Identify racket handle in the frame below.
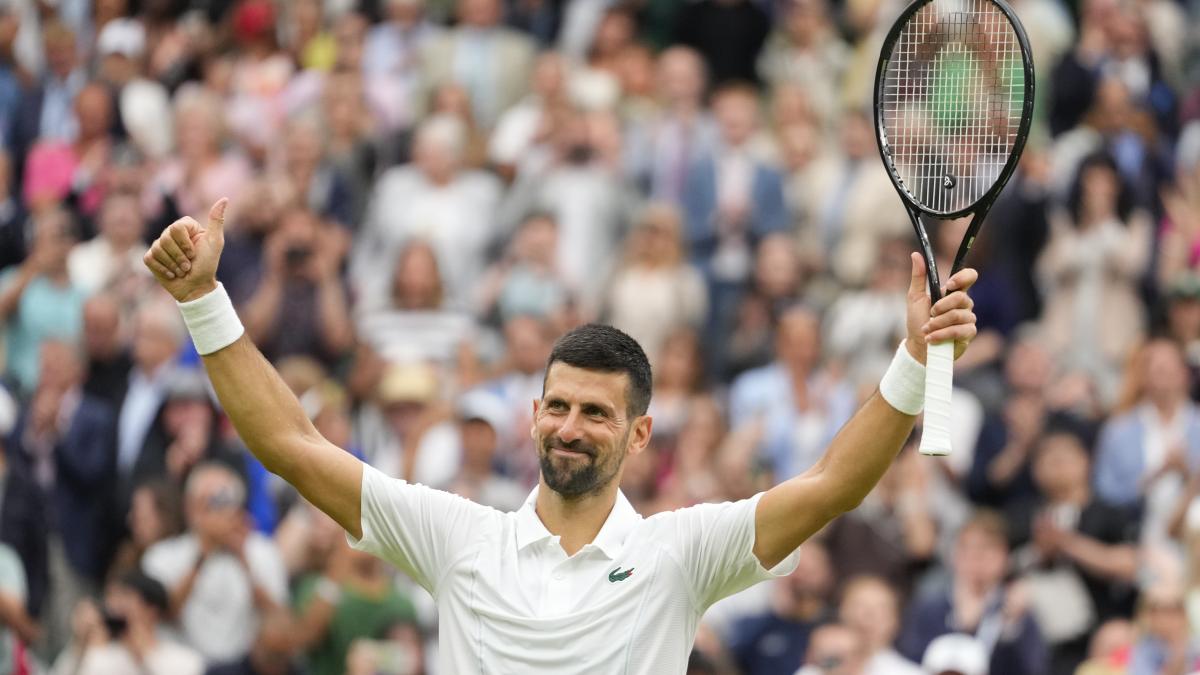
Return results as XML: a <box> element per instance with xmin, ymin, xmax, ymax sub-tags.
<box><xmin>919</xmin><ymin>340</ymin><xmax>955</xmax><ymax>456</ymax></box>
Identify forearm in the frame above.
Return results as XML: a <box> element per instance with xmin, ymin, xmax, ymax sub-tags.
<box><xmin>987</xmin><ymin>442</ymin><xmax>1030</xmax><ymax>488</ymax></box>
<box><xmin>315</xmin><ymin>278</ymin><xmax>354</xmax><ymax>355</ymax></box>
<box><xmin>1060</xmin><ymin>534</ymin><xmax>1137</xmax><ymax>581</ymax></box>
<box><xmin>239</xmin><ymin>274</ymin><xmax>285</xmax><ymax>343</ymax></box>
<box><xmin>199</xmin><ymin>336</ymin><xmax>363</xmax><ymax>535</ymax></box>
<box><xmin>294</xmin><ymin>594</ymin><xmax>338</xmax><ymax>649</ymax></box>
<box><xmin>755</xmin><ymin>393</ymin><xmax>914</xmax><ymax>568</ymax></box>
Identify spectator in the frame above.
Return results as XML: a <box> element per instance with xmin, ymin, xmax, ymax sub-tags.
<box><xmin>726</xmin><ymin>541</ymin><xmax>833</xmax><ymax>675</ymax></box>
<box><xmin>205</xmin><ymin>609</ymin><xmax>303</xmax><ymax>675</ymax></box>
<box><xmin>0</xmin><ymin>207</ymin><xmax>85</xmax><ymax>396</ymax></box>
<box><xmin>142</xmin><ymin>462</ymin><xmax>288</xmax><ymax>664</ymax></box>
<box><xmin>445</xmin><ymin>390</ymin><xmax>527</xmax><ymax>511</ymax></box>
<box><xmin>1126</xmin><ymin>584</ymin><xmax>1200</xmax><ymax>675</ymax></box>
<box><xmin>474</xmin><ymin>213</ymin><xmax>574</xmax><ymax>326</ymax></box>
<box><xmin>1009</xmin><ymin>429</ymin><xmax>1139</xmax><ymax>673</ymax></box>
<box><xmin>794</xmin><ymin>622</ymin><xmax>869</xmax><ymax>675</ymax></box>
<box><xmin>603</xmin><ymin>203</ymin><xmax>707</xmax><ymax>367</ymax></box>
<box><xmin>80</xmin><ymin>293</ymin><xmax>132</xmax><ymax>408</ymax></box>
<box><xmin>363</xmin><ymin>361</ymin><xmax>459</xmax><ymax>487</ymax></box>
<box><xmin>67</xmin><ymin>191</ymin><xmax>151</xmax><ymax>297</ymax></box>
<box><xmin>355</xmin><ymin>240</ymin><xmax>478</xmax><ymax>367</ymax></box>
<box><xmin>1038</xmin><ymin>152</ymin><xmax>1152</xmax><ymax>404</ymax></box>
<box><xmin>292</xmin><ymin>535</ymin><xmax>418</xmax><ymax>675</ymax></box>
<box><xmin>728</xmin><ymin>305</ymin><xmax>855</xmax><ymax>480</ymax></box>
<box><xmin>0</xmin><ymin>426</ymin><xmax>48</xmax><ymax>625</ymax></box>
<box><xmin>1074</xmin><ymin>619</ymin><xmax>1135</xmax><ymax>675</ymax></box>
<box><xmin>756</xmin><ymin>0</ymin><xmax>849</xmax><ymax>129</ymax></box>
<box><xmin>108</xmin><ymin>480</ymin><xmax>185</xmax><ymax>581</ymax></box>
<box><xmin>1093</xmin><ymin>339</ymin><xmax>1200</xmax><ymax>541</ymax></box>
<box><xmin>114</xmin><ymin>304</ymin><xmax>186</xmax><ymax>526</ymax></box>
<box><xmin>237</xmin><ymin>208</ymin><xmax>355</xmax><ymax>366</ymax></box>
<box><xmin>75</xmin><ymin>571</ymin><xmax>203</xmax><ymax>675</ymax></box>
<box><xmin>1161</xmin><ymin>275</ymin><xmax>1200</xmax><ymax>399</ymax></box>
<box><xmin>352</xmin><ymin>114</ymin><xmax>503</xmax><ymax>310</ymax></box>
<box><xmin>921</xmin><ymin>633</ymin><xmax>989</xmax><ymax>675</ymax></box>
<box><xmin>488</xmin><ymin>52</ymin><xmax>569</xmax><ymax>178</ymax></box>
<box><xmin>363</xmin><ymin>0</ymin><xmax>441</xmax><ymax>109</ymax></box>
<box><xmin>624</xmin><ymin>47</ymin><xmax>717</xmax><ymax>204</ymax></box>
<box><xmin>8</xmin><ymin>340</ymin><xmax>114</xmax><ymax>655</ymax></box>
<box><xmin>420</xmin><ymin>0</ymin><xmax>535</xmax><ymax>129</ymax></box>
<box><xmin>838</xmin><ymin>575</ymin><xmax>924</xmax><ymax>675</ymax></box>
<box><xmin>898</xmin><ymin>512</ymin><xmax>1048</xmax><ymax>675</ymax></box>
<box><xmin>11</xmin><ymin>21</ymin><xmax>85</xmax><ymax>173</ymax></box>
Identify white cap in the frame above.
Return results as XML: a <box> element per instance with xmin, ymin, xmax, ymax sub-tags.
<box><xmin>922</xmin><ymin>633</ymin><xmax>988</xmax><ymax>675</ymax></box>
<box><xmin>456</xmin><ymin>389</ymin><xmax>509</xmax><ymax>432</ymax></box>
<box><xmin>97</xmin><ymin>18</ymin><xmax>146</xmax><ymax>58</ymax></box>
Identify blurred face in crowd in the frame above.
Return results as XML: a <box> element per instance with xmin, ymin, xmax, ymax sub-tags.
<box><xmin>99</xmin><ymin>193</ymin><xmax>143</xmax><ymax>248</ymax></box>
<box><xmin>391</xmin><ymin>242</ymin><xmax>443</xmax><ymax>310</ymax></box>
<box><xmin>283</xmin><ymin>116</ymin><xmax>324</xmax><ymax>173</ymax></box>
<box><xmin>1079</xmin><ymin>162</ymin><xmax>1120</xmax><ymax>223</ymax></box>
<box><xmin>505</xmin><ymin>316</ymin><xmax>550</xmax><ymax>375</ymax></box>
<box><xmin>385</xmin><ymin>0</ymin><xmax>425</xmax><ymax>26</ymax></box>
<box><xmin>129</xmin><ymin>484</ymin><xmax>181</xmax><ymax>549</ymax></box>
<box><xmin>413</xmin><ymin>118</ymin><xmax>464</xmax><ymax>184</ymax></box>
<box><xmin>533</xmin><ymin>363</ymin><xmax>651</xmax><ymax>499</ymax></box>
<box><xmin>953</xmin><ymin>521</ymin><xmax>1009</xmax><ymax>591</ymax></box>
<box><xmin>1142</xmin><ymin>340</ymin><xmax>1189</xmax><ymax>407</ymax></box>
<box><xmin>44</xmin><ymin>24</ymin><xmax>77</xmax><ymax>79</ymax></box>
<box><xmin>132</xmin><ymin>308</ymin><xmax>183</xmax><ymax>373</ymax></box>
<box><xmin>185</xmin><ymin>465</ymin><xmax>246</xmax><ymax>541</ymax></box>
<box><xmin>1168</xmin><ymin>295</ymin><xmax>1200</xmax><ymax>342</ymax></box>
<box><xmin>657</xmin><ymin>48</ymin><xmax>705</xmax><ymax>110</ymax></box>
<box><xmin>31</xmin><ymin>209</ymin><xmax>75</xmax><ymax>277</ymax></box>
<box><xmin>805</xmin><ymin>624</ymin><xmax>868</xmax><ymax>675</ymax></box>
<box><xmin>1005</xmin><ymin>337</ymin><xmax>1053</xmax><ymax>393</ymax></box>
<box><xmin>1033</xmin><ymin>432</ymin><xmax>1090</xmax><ymax>500</ymax></box>
<box><xmin>333</xmin><ymin>13</ymin><xmax>367</xmax><ymax>70</ymax></box>
<box><xmin>163</xmin><ymin>395</ymin><xmax>213</xmax><ymax>439</ymax></box>
<box><xmin>39</xmin><ymin>340</ymin><xmax>84</xmax><ymax>393</ymax></box>
<box><xmin>75</xmin><ymin>84</ymin><xmax>113</xmax><ymax>141</ymax></box>
<box><xmin>840</xmin><ymin>111</ymin><xmax>874</xmax><ymax>160</ymax></box>
<box><xmin>593</xmin><ymin>10</ymin><xmax>635</xmax><ymax>59</ymax></box>
<box><xmin>657</xmin><ymin>329</ymin><xmax>701</xmax><ymax>391</ymax></box>
<box><xmin>460</xmin><ymin>418</ymin><xmax>498</xmax><ymax>474</ymax></box>
<box><xmin>1141</xmin><ymin>585</ymin><xmax>1188</xmax><ymax>642</ymax></box>
<box><xmin>323</xmin><ymin>72</ymin><xmax>368</xmax><ymax>140</ymax></box>
<box><xmin>629</xmin><ymin>206</ymin><xmax>682</xmax><ymax>267</ymax></box>
<box><xmin>713</xmin><ymin>89</ymin><xmax>759</xmax><ymax>148</ymax></box>
<box><xmin>754</xmin><ymin>234</ymin><xmax>800</xmax><ymax>300</ymax></box>
<box><xmin>104</xmin><ymin>581</ymin><xmax>157</xmax><ymax>632</ymax></box>
<box><xmin>82</xmin><ymin>294</ymin><xmax>122</xmax><ymax>359</ymax></box>
<box><xmin>775</xmin><ymin>307</ymin><xmax>821</xmax><ymax>375</ymax></box>
<box><xmin>175</xmin><ymin>97</ymin><xmax>222</xmax><ymax>161</ymax></box>
<box><xmin>1088</xmin><ymin>619</ymin><xmax>1134</xmax><ymax>661</ymax></box>
<box><xmin>839</xmin><ymin>577</ymin><xmax>901</xmax><ymax>651</ymax></box>
<box><xmin>781</xmin><ymin>542</ymin><xmax>833</xmax><ymax>614</ymax></box>
<box><xmin>617</xmin><ymin>45</ymin><xmax>656</xmax><ymax>99</ymax></box>
<box><xmin>785</xmin><ymin>0</ymin><xmax>827</xmax><ymax>46</ymax></box>
<box><xmin>513</xmin><ymin>215</ymin><xmax>557</xmax><ymax>267</ymax></box>
<box><xmin>458</xmin><ymin>0</ymin><xmax>502</xmax><ymax>28</ymax></box>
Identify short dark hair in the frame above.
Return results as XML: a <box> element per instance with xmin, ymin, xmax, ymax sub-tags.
<box><xmin>544</xmin><ymin>324</ymin><xmax>653</xmax><ymax>417</ymax></box>
<box><xmin>117</xmin><ymin>571</ymin><xmax>169</xmax><ymax>615</ymax></box>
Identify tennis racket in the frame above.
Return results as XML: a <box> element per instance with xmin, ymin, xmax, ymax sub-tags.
<box><xmin>874</xmin><ymin>0</ymin><xmax>1034</xmax><ymax>455</ymax></box>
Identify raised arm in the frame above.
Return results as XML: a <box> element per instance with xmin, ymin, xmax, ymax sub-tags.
<box><xmin>753</xmin><ymin>254</ymin><xmax>978</xmax><ymax>569</ymax></box>
<box><xmin>144</xmin><ymin>199</ymin><xmax>365</xmax><ymax>538</ymax></box>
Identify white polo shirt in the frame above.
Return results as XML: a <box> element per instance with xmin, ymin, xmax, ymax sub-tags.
<box><xmin>349</xmin><ymin>464</ymin><xmax>801</xmax><ymax>674</ymax></box>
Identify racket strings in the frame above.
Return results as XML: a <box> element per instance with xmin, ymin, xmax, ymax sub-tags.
<box><xmin>881</xmin><ymin>0</ymin><xmax>1025</xmax><ymax>214</ymax></box>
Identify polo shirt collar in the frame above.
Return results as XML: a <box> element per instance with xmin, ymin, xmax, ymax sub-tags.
<box><xmin>515</xmin><ymin>486</ymin><xmax>640</xmax><ymax>559</ymax></box>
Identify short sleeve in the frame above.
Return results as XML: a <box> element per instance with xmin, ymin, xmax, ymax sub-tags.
<box><xmin>347</xmin><ymin>464</ymin><xmax>499</xmax><ymax>594</ymax></box>
<box><xmin>659</xmin><ymin>493</ymin><xmax>800</xmax><ymax>610</ymax></box>
<box><xmin>0</xmin><ymin>544</ymin><xmax>26</xmax><ymax>601</ymax></box>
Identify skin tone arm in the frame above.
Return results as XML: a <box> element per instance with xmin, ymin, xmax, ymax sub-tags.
<box><xmin>144</xmin><ymin>200</ymin><xmax>365</xmax><ymax>538</ymax></box>
<box><xmin>754</xmin><ymin>254</ymin><xmax>979</xmax><ymax>569</ymax></box>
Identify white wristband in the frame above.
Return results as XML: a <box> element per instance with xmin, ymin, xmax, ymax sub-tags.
<box><xmin>879</xmin><ymin>340</ymin><xmax>926</xmax><ymax>415</ymax></box>
<box><xmin>177</xmin><ymin>283</ymin><xmax>244</xmax><ymax>356</ymax></box>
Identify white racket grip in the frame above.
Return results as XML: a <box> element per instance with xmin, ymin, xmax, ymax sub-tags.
<box><xmin>919</xmin><ymin>340</ymin><xmax>955</xmax><ymax>456</ymax></box>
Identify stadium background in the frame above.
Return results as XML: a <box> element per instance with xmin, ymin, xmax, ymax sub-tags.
<box><xmin>0</xmin><ymin>0</ymin><xmax>1197</xmax><ymax>673</ymax></box>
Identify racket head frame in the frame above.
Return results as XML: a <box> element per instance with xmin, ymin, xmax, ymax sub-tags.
<box><xmin>872</xmin><ymin>0</ymin><xmax>1036</xmax><ymax>293</ymax></box>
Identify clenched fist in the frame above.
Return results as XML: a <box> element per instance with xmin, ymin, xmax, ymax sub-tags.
<box><xmin>143</xmin><ymin>198</ymin><xmax>228</xmax><ymax>303</ymax></box>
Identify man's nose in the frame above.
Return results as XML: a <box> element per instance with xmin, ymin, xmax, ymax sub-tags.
<box><xmin>556</xmin><ymin>408</ymin><xmax>584</xmax><ymax>444</ymax></box>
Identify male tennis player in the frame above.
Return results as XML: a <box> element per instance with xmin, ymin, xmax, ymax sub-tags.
<box><xmin>144</xmin><ymin>199</ymin><xmax>978</xmax><ymax>673</ymax></box>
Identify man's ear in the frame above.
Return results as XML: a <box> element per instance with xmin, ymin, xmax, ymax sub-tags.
<box><xmin>529</xmin><ymin>398</ymin><xmax>540</xmax><ymax>441</ymax></box>
<box><xmin>627</xmin><ymin>415</ymin><xmax>654</xmax><ymax>456</ymax></box>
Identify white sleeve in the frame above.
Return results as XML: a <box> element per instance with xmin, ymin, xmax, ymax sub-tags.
<box><xmin>661</xmin><ymin>493</ymin><xmax>801</xmax><ymax>610</ymax></box>
<box><xmin>347</xmin><ymin>464</ymin><xmax>499</xmax><ymax>594</ymax></box>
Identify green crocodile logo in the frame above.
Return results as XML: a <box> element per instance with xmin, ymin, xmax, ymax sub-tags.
<box><xmin>609</xmin><ymin>567</ymin><xmax>634</xmax><ymax>583</ymax></box>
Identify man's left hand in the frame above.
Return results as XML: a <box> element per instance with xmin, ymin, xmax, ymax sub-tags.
<box><xmin>904</xmin><ymin>253</ymin><xmax>978</xmax><ymax>364</ymax></box>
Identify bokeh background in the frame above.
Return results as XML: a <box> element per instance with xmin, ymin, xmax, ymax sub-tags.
<box><xmin>0</xmin><ymin>0</ymin><xmax>1197</xmax><ymax>673</ymax></box>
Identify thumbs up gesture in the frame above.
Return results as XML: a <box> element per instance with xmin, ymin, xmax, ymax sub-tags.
<box><xmin>144</xmin><ymin>198</ymin><xmax>228</xmax><ymax>303</ymax></box>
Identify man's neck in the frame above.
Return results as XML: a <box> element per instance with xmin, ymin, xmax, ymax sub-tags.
<box><xmin>534</xmin><ymin>481</ymin><xmax>618</xmax><ymax>557</ymax></box>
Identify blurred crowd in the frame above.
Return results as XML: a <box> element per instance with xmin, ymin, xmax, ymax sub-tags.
<box><xmin>0</xmin><ymin>0</ymin><xmax>1196</xmax><ymax>673</ymax></box>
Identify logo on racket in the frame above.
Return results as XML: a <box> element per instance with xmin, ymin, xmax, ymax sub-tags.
<box><xmin>943</xmin><ymin>175</ymin><xmax>956</xmax><ymax>190</ymax></box>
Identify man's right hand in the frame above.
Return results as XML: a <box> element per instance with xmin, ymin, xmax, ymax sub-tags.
<box><xmin>144</xmin><ymin>198</ymin><xmax>228</xmax><ymax>303</ymax></box>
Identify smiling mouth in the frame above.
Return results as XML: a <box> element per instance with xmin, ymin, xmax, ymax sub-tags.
<box><xmin>552</xmin><ymin>447</ymin><xmax>590</xmax><ymax>458</ymax></box>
